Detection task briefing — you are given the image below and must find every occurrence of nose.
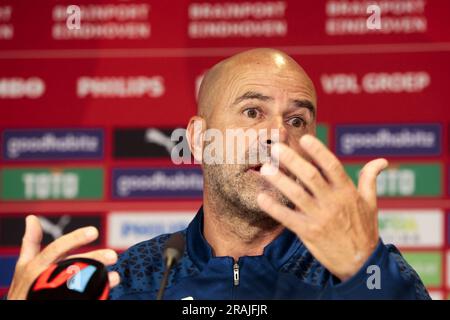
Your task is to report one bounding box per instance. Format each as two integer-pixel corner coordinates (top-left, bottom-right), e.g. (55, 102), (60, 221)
(261, 117), (288, 146)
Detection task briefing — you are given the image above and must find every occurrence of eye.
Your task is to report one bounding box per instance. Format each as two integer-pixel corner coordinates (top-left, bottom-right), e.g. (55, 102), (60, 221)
(287, 117), (306, 128)
(243, 108), (261, 119)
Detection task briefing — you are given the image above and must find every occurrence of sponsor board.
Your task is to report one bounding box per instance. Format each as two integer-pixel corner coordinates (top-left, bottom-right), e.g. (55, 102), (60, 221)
(113, 127), (185, 159)
(2, 128), (104, 161)
(0, 5), (13, 41)
(0, 214), (102, 246)
(316, 124), (329, 147)
(321, 71), (430, 95)
(428, 291), (444, 300)
(2, 1), (450, 49)
(402, 252), (442, 287)
(345, 163), (442, 197)
(378, 210), (443, 248)
(113, 125), (328, 160)
(52, 3), (152, 41)
(448, 212), (450, 245)
(188, 2), (288, 39)
(112, 167), (203, 199)
(0, 167), (104, 200)
(77, 76), (164, 99)
(447, 251), (450, 288)
(0, 77), (45, 99)
(107, 211), (196, 249)
(336, 124), (441, 157)
(324, 0), (428, 36)
(0, 256), (17, 287)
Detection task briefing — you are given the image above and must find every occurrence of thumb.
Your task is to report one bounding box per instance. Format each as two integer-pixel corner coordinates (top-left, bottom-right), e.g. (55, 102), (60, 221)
(18, 215), (43, 265)
(358, 158), (388, 209)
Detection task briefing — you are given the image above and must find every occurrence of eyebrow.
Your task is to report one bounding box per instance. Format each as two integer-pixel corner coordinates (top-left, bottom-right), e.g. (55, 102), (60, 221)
(233, 90), (316, 118)
(232, 91), (273, 105)
(291, 99), (316, 119)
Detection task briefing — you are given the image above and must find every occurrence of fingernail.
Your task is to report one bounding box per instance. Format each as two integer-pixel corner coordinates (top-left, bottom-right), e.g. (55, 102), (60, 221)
(85, 227), (98, 239)
(108, 272), (120, 285)
(105, 251), (117, 262)
(261, 163), (278, 176)
(271, 143), (280, 159)
(26, 215), (36, 226)
(25, 215), (31, 227)
(300, 135), (314, 148)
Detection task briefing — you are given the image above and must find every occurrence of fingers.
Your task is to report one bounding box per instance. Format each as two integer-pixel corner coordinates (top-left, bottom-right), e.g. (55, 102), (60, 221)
(260, 163), (318, 214)
(18, 215), (43, 265)
(66, 249), (118, 266)
(358, 158), (389, 209)
(271, 142), (330, 196)
(35, 226), (99, 267)
(257, 192), (309, 235)
(108, 271), (120, 288)
(299, 134), (351, 187)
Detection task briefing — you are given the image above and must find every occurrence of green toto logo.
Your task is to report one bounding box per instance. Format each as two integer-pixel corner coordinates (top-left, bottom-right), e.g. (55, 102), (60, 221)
(402, 252), (442, 287)
(0, 168), (104, 200)
(316, 124), (329, 147)
(344, 163), (442, 197)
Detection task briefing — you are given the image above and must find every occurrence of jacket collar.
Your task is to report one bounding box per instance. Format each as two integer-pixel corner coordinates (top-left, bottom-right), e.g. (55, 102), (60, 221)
(186, 205), (302, 270)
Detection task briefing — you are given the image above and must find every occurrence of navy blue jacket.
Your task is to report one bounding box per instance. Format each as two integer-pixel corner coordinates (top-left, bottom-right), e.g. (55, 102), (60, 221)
(108, 206), (430, 300)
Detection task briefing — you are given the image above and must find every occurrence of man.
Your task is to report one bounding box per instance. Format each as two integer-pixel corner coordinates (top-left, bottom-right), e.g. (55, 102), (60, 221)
(7, 48), (430, 300)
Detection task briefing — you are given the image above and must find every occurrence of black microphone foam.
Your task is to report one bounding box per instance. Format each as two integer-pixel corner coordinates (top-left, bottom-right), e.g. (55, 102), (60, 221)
(163, 231), (185, 265)
(157, 232), (185, 300)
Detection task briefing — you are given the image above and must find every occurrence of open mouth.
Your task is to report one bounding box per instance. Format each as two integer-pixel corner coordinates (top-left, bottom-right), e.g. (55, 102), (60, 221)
(248, 164), (263, 172)
(246, 163), (291, 176)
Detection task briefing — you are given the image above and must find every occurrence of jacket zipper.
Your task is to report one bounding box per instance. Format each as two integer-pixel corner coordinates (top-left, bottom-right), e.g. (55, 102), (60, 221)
(233, 262), (240, 286)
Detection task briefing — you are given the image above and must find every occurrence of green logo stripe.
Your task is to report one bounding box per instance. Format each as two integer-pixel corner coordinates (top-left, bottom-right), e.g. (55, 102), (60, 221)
(402, 252), (442, 287)
(317, 124), (329, 147)
(344, 163), (442, 197)
(1, 167), (104, 200)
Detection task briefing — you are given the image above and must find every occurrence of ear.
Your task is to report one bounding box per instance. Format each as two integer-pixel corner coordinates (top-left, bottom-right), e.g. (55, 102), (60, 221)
(186, 116), (206, 164)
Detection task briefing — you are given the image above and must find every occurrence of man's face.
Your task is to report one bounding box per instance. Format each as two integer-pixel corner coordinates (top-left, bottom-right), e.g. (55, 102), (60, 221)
(202, 54), (317, 224)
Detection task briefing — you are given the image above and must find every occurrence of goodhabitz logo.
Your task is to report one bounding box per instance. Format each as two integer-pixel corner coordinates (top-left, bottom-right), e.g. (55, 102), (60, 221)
(0, 256), (17, 288)
(336, 124), (441, 157)
(2, 128), (104, 161)
(112, 167), (203, 199)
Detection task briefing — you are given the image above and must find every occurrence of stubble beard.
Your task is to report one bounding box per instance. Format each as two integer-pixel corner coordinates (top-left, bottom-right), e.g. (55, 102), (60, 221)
(203, 162), (295, 232)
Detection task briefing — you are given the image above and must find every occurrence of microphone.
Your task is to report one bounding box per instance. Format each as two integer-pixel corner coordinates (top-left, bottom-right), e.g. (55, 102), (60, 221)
(156, 232), (185, 300)
(27, 258), (110, 300)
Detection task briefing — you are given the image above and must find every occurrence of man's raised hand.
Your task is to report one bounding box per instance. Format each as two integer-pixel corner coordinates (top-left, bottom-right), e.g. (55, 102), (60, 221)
(7, 215), (120, 299)
(257, 134), (388, 281)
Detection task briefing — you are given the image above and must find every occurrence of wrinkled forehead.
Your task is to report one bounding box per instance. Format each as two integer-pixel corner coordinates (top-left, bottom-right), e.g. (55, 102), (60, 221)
(198, 50), (318, 121)
(219, 60), (317, 107)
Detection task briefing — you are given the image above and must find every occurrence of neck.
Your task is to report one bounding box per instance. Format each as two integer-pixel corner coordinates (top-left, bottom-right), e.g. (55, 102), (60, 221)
(202, 189), (284, 262)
